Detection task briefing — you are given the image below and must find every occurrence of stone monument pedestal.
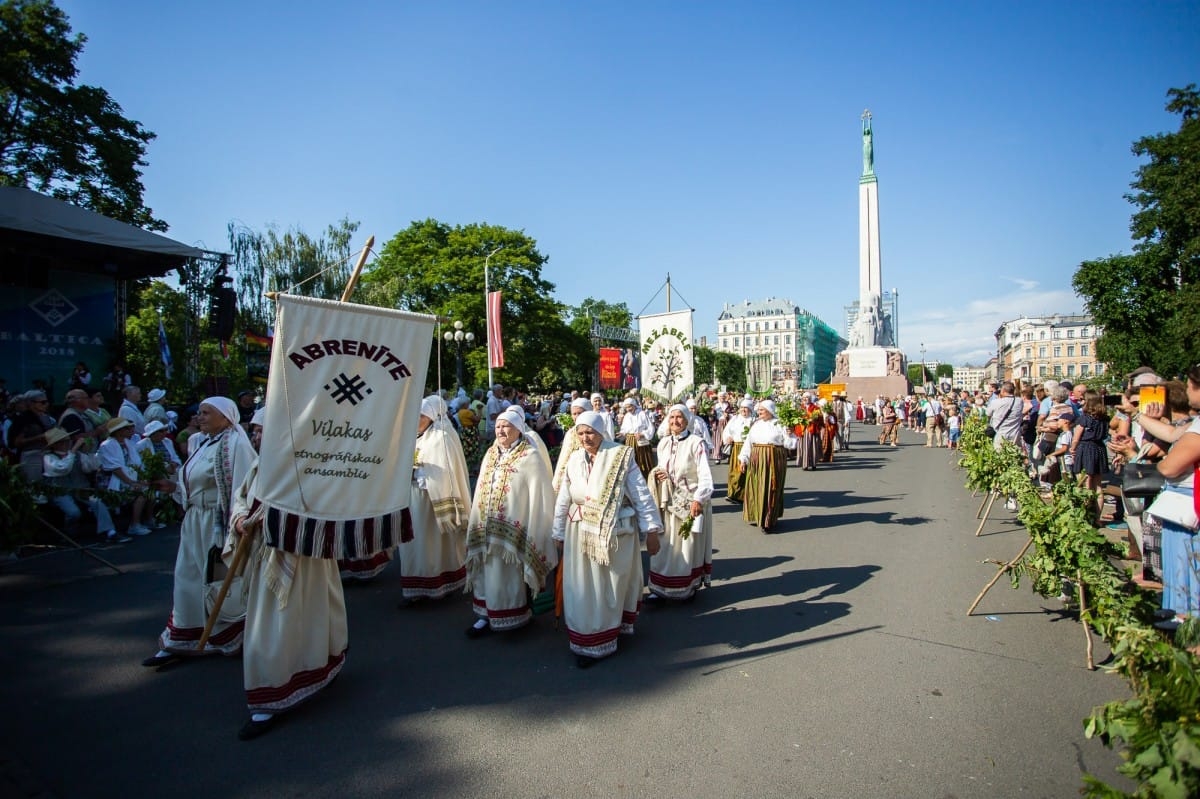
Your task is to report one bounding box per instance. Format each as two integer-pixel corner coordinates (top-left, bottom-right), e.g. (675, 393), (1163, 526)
(834, 346), (909, 400)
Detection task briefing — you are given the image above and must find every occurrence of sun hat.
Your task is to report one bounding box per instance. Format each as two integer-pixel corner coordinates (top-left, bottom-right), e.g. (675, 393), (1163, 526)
(147, 388), (166, 402)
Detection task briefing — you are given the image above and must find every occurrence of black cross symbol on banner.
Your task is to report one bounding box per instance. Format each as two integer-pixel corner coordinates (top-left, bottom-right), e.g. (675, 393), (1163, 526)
(325, 373), (372, 405)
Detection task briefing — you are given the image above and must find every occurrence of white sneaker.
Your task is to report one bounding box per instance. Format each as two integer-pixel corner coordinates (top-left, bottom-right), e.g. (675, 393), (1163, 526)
(127, 524), (152, 536)
(1004, 499), (1017, 511)
(152, 521), (167, 529)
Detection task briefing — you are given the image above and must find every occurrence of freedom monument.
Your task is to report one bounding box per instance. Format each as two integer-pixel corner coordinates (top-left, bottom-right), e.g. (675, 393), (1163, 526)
(834, 110), (908, 399)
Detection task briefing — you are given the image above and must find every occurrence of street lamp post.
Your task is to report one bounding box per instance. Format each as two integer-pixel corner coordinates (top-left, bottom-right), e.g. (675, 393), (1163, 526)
(919, 342), (927, 389)
(483, 245), (504, 390)
(443, 320), (475, 390)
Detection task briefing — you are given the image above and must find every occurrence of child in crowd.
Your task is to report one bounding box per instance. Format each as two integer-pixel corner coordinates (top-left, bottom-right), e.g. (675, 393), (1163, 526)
(1041, 411), (1075, 487)
(945, 406), (961, 449)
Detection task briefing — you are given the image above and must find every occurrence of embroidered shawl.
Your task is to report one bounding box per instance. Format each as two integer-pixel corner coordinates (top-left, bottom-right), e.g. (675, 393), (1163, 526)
(466, 437), (559, 592)
(577, 442), (636, 566)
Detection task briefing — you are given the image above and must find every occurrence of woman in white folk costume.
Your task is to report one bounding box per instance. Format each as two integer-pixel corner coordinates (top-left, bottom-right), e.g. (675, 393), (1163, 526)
(464, 407), (559, 637)
(648, 404), (713, 602)
(398, 394), (472, 606)
(229, 460), (363, 739)
(722, 398), (755, 503)
(589, 393), (616, 440)
(618, 396), (656, 479)
(553, 411), (663, 668)
(739, 399), (793, 532)
(143, 398), (256, 668)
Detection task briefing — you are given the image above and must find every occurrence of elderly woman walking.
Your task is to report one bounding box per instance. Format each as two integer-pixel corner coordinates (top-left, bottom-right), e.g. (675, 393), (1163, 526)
(552, 411), (663, 667)
(647, 404), (713, 602)
(463, 407), (559, 638)
(143, 397), (257, 667)
(722, 398), (755, 502)
(398, 394), (473, 606)
(740, 400), (792, 532)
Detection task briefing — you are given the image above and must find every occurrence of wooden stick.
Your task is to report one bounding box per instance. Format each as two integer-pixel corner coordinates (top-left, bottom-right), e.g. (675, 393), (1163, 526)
(975, 491), (999, 536)
(196, 530), (253, 653)
(340, 235), (375, 303)
(35, 516), (123, 574)
(967, 536), (1033, 616)
(976, 489), (992, 518)
(1077, 569), (1095, 670)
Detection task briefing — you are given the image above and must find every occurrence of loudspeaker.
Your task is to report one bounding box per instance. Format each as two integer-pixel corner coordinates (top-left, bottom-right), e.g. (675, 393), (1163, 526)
(209, 286), (237, 340)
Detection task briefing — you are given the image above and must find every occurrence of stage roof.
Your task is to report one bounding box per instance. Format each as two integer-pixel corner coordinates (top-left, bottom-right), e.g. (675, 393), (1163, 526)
(0, 186), (205, 281)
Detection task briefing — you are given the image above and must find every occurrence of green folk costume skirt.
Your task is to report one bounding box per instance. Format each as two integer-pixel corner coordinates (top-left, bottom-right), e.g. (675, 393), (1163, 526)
(726, 441), (746, 502)
(742, 443), (787, 531)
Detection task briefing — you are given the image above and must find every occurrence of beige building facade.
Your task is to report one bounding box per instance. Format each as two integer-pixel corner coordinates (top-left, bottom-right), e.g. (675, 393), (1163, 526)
(994, 314), (1106, 384)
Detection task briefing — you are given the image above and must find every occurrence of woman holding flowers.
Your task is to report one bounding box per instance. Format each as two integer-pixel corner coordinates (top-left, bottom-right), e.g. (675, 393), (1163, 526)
(647, 404), (713, 601)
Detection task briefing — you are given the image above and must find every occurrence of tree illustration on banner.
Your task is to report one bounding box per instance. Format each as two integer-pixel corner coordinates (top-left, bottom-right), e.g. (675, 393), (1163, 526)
(650, 344), (684, 398)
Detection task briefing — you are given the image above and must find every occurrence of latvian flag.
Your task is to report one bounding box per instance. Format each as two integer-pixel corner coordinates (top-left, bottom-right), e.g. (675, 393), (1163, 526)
(487, 290), (504, 368)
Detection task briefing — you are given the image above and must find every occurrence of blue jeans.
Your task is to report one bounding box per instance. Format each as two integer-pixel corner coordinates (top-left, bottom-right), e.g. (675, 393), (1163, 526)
(51, 494), (115, 535)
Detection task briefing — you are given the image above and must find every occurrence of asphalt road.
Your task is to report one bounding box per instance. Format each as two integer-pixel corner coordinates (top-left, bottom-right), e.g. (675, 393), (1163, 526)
(0, 424), (1133, 798)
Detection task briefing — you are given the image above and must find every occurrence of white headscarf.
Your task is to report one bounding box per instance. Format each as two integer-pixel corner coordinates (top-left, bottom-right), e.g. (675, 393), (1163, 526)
(570, 397), (591, 412)
(497, 406), (527, 433)
(755, 399), (778, 418)
(666, 403), (692, 439)
(575, 410), (612, 441)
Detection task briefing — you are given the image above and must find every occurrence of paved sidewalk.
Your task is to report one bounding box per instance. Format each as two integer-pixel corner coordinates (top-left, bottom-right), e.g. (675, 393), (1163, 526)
(0, 428), (1132, 798)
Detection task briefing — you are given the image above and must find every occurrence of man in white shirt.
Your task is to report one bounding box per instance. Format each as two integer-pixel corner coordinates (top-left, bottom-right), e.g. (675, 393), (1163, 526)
(118, 385), (147, 437)
(484, 384), (508, 443)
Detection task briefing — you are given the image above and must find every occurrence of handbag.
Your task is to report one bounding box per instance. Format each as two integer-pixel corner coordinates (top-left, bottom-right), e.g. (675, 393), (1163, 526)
(1121, 461), (1166, 498)
(1146, 488), (1200, 531)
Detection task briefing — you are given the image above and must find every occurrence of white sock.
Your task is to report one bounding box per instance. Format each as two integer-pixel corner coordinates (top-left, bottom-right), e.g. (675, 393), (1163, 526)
(472, 619), (488, 630)
(155, 650), (171, 658)
(251, 713), (274, 723)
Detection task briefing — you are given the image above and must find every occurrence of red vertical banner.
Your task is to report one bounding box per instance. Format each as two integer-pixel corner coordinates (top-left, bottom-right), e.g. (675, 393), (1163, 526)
(598, 347), (621, 389)
(487, 290), (504, 368)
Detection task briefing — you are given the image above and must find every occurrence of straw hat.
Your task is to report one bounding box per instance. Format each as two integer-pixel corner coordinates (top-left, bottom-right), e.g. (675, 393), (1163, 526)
(43, 427), (71, 447)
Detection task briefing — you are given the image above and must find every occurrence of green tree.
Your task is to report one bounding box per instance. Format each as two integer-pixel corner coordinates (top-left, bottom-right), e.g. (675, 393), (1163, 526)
(693, 346), (715, 388)
(1073, 85), (1200, 378)
(936, 363), (954, 378)
(713, 350), (745, 392)
(362, 219), (589, 393)
(567, 297), (633, 339)
(908, 363), (927, 385)
(0, 0), (164, 229)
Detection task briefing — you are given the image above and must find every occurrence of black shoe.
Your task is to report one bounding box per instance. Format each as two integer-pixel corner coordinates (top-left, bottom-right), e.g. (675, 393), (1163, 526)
(141, 652), (179, 668)
(575, 654), (598, 669)
(238, 715), (278, 741)
(465, 622), (491, 639)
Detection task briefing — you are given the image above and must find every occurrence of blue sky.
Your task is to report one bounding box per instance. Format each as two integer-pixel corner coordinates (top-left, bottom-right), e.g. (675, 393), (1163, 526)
(58, 0), (1198, 366)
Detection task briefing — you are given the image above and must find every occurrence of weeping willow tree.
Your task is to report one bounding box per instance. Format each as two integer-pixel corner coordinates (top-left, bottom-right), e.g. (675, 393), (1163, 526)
(227, 217), (361, 334)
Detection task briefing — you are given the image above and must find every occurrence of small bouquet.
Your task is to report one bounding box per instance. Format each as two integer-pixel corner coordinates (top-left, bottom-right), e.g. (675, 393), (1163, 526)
(556, 412), (574, 431)
(678, 513), (695, 540)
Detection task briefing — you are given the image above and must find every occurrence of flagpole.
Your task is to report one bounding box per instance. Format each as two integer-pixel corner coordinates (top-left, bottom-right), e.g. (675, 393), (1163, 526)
(484, 245), (503, 389)
(340, 236), (375, 303)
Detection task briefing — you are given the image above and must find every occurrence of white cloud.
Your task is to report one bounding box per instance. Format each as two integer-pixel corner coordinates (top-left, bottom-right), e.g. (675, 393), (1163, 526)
(901, 288), (1084, 366)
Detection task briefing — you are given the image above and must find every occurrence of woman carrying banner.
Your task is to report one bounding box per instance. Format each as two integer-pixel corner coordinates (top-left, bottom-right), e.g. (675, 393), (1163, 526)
(552, 411), (663, 667)
(143, 397), (256, 668)
(647, 404), (713, 602)
(398, 394), (472, 606)
(739, 399), (792, 532)
(464, 407), (559, 638)
(722, 398), (755, 502)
